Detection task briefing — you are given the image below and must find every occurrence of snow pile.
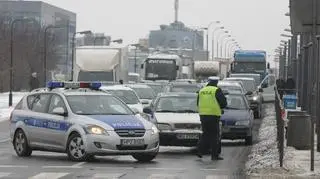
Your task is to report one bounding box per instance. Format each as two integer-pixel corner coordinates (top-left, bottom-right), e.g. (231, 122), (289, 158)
(0, 92), (26, 121)
(246, 104), (320, 177)
(245, 107), (288, 176)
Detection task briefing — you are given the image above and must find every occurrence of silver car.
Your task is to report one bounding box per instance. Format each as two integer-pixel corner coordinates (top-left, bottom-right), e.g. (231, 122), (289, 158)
(10, 82), (159, 162)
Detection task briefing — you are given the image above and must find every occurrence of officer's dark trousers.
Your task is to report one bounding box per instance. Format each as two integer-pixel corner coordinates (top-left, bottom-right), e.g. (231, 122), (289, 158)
(198, 115), (220, 158)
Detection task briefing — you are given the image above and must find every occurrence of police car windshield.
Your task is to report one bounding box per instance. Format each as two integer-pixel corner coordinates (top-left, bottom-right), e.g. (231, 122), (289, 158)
(106, 90), (140, 104)
(225, 95), (248, 110)
(66, 95), (134, 115)
(155, 96), (198, 113)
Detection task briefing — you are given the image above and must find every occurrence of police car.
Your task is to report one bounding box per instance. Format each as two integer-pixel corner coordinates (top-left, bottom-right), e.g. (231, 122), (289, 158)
(10, 82), (159, 162)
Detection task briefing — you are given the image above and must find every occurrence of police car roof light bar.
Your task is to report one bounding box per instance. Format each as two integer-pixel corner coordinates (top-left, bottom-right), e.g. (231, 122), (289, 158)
(47, 81), (64, 89)
(47, 81), (102, 90)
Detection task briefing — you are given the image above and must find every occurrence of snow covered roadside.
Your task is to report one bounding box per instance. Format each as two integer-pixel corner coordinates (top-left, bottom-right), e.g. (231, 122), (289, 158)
(245, 104), (320, 178)
(0, 92), (26, 122)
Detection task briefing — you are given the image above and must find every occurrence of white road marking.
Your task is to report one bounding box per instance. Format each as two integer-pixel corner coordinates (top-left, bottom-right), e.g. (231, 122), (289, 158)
(71, 162), (86, 167)
(0, 165), (28, 168)
(0, 138), (9, 143)
(28, 172), (69, 179)
(148, 174), (179, 179)
(42, 165), (82, 169)
(93, 167), (134, 170)
(146, 168), (186, 171)
(91, 173), (126, 178)
(206, 175), (229, 179)
(0, 172), (11, 178)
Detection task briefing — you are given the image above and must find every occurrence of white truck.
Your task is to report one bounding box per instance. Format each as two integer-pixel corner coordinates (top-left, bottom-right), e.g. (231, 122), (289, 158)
(193, 61), (220, 82)
(73, 45), (129, 83)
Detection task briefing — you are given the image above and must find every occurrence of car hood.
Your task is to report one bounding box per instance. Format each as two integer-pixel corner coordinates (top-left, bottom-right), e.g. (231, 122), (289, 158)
(154, 113), (200, 124)
(76, 115), (151, 130)
(221, 109), (250, 121)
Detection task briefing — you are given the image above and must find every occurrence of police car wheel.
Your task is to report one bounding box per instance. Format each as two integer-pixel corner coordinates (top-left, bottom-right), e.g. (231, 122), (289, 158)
(13, 129), (32, 157)
(67, 133), (88, 161)
(132, 152), (158, 162)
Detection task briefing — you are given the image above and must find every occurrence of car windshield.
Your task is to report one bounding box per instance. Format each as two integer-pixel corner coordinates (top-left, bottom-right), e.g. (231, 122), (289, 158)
(130, 86), (155, 99)
(225, 79), (256, 92)
(105, 90), (140, 105)
(171, 85), (200, 93)
(155, 96), (197, 113)
(218, 85), (243, 94)
(225, 95), (248, 110)
(66, 95), (133, 115)
(146, 84), (164, 94)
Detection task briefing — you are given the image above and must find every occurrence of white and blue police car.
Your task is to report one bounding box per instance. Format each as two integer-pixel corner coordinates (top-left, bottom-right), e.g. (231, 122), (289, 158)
(10, 81), (159, 162)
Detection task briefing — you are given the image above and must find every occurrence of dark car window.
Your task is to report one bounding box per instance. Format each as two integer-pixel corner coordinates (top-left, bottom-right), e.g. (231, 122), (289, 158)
(48, 95), (67, 114)
(29, 94), (51, 113)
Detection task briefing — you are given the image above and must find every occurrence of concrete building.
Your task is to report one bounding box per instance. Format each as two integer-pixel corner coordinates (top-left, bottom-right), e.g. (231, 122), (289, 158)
(0, 0), (76, 80)
(149, 21), (204, 50)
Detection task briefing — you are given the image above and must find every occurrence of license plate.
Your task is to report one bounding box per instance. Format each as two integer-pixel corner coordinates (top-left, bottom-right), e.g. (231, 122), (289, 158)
(121, 139), (144, 146)
(177, 134), (199, 140)
(222, 127), (230, 133)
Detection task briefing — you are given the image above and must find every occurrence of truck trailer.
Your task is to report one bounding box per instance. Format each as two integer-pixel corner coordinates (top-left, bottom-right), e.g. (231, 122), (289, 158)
(73, 45), (129, 83)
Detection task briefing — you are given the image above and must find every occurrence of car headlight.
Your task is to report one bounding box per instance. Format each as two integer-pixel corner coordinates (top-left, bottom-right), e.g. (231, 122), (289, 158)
(157, 123), (171, 131)
(151, 125), (159, 135)
(235, 120), (250, 126)
(253, 96), (258, 101)
(85, 125), (109, 135)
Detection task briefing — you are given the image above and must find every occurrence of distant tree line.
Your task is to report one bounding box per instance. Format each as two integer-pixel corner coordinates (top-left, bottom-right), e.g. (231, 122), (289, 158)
(0, 14), (59, 92)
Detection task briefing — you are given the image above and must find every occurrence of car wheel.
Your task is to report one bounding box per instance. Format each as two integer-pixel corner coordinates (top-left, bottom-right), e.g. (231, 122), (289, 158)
(67, 133), (89, 161)
(13, 129), (32, 157)
(132, 152), (158, 162)
(245, 136), (253, 146)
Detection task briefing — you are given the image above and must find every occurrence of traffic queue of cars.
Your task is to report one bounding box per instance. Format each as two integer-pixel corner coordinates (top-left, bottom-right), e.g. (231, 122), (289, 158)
(9, 74), (276, 162)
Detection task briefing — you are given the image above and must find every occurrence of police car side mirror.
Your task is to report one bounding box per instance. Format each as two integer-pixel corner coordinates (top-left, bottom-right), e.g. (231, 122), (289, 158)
(52, 107), (68, 117)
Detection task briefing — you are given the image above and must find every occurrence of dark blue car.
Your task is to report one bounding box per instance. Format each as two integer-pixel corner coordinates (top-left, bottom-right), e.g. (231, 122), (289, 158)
(221, 93), (254, 145)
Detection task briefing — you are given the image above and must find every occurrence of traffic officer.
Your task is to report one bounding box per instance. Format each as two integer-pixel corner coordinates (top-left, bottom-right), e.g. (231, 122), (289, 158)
(196, 76), (227, 160)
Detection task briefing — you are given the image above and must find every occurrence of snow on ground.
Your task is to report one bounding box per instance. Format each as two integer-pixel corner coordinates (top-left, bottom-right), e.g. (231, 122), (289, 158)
(246, 104), (320, 178)
(0, 92), (26, 122)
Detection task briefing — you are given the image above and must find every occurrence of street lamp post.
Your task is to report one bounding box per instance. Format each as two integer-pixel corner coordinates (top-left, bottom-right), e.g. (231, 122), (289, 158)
(9, 18), (36, 107)
(44, 25), (66, 84)
(71, 30), (92, 81)
(212, 27), (224, 60)
(205, 21), (220, 60)
(219, 34), (231, 58)
(216, 30), (228, 58)
(224, 39), (235, 58)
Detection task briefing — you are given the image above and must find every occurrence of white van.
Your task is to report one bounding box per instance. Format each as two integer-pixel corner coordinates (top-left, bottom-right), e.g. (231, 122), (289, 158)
(100, 85), (143, 112)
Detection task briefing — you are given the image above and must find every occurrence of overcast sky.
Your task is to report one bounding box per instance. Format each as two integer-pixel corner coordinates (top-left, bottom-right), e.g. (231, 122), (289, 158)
(41, 0), (290, 66)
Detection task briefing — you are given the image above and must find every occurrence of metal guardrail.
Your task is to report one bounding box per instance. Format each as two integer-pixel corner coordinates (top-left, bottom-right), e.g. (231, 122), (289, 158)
(274, 86), (287, 167)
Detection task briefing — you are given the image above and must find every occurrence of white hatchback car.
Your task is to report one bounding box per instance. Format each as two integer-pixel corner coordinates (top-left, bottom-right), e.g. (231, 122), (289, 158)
(100, 85), (144, 113)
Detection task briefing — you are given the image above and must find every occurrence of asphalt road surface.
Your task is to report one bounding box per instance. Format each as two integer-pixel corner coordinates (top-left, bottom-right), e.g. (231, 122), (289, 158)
(0, 105), (271, 179)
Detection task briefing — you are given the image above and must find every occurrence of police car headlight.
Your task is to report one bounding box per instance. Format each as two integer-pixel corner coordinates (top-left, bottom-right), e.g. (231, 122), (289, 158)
(235, 120), (250, 126)
(151, 125), (159, 135)
(85, 125), (109, 135)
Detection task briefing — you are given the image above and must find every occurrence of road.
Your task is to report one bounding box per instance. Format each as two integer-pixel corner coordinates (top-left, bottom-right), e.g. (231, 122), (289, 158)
(0, 105), (270, 179)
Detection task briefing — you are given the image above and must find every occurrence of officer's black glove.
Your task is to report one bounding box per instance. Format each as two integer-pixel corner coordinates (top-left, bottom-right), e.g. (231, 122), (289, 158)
(221, 109), (224, 114)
